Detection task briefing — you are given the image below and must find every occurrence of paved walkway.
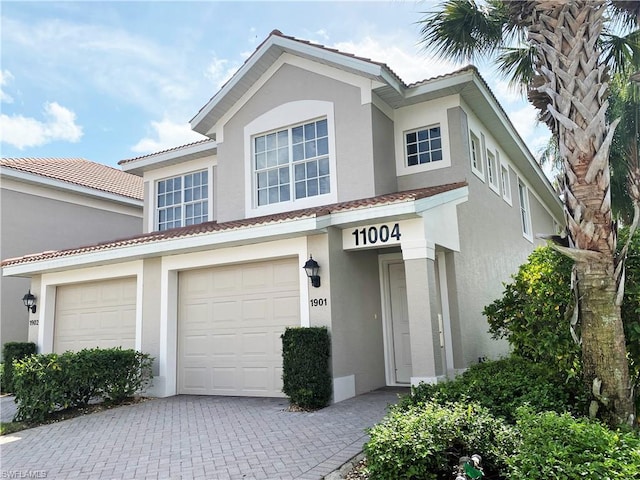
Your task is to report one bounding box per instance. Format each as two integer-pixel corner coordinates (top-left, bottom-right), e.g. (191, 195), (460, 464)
(0, 389), (404, 479)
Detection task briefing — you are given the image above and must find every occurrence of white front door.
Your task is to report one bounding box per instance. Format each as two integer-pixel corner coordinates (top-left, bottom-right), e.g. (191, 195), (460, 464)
(388, 262), (412, 383)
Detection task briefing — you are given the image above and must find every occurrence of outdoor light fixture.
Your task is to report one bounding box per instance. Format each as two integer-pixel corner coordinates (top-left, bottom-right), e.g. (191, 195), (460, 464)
(22, 290), (36, 314)
(303, 256), (321, 288)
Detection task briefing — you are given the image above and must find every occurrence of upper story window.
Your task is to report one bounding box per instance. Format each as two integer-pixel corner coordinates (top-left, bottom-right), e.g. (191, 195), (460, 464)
(501, 163), (512, 204)
(254, 118), (330, 207)
(157, 170), (208, 230)
(518, 178), (532, 241)
(487, 150), (499, 193)
(470, 131), (483, 179)
(405, 125), (442, 167)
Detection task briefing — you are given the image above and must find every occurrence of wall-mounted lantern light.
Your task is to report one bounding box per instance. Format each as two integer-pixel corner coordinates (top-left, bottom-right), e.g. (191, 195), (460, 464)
(303, 256), (321, 288)
(22, 290), (37, 314)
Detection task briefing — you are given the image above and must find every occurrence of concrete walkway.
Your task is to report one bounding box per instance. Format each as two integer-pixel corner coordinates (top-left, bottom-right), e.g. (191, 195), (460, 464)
(0, 389), (404, 479)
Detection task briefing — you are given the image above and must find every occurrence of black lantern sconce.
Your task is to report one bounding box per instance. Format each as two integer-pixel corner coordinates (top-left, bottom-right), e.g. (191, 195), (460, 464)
(303, 256), (321, 288)
(22, 290), (37, 314)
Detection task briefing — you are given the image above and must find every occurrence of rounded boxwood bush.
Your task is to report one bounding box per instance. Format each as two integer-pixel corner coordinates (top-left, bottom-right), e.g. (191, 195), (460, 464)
(365, 401), (517, 479)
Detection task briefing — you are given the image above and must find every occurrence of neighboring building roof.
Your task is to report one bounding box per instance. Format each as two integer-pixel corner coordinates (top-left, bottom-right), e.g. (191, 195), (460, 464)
(1, 182), (467, 269)
(1, 158), (143, 201)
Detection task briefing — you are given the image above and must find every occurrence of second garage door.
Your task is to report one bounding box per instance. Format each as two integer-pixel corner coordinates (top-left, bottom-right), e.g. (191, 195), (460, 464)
(178, 258), (300, 397)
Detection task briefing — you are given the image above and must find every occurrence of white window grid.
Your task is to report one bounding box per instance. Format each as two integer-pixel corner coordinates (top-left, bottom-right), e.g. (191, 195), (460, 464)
(470, 132), (483, 179)
(405, 125), (443, 167)
(254, 118), (330, 207)
(487, 150), (500, 193)
(501, 163), (512, 203)
(518, 179), (532, 240)
(157, 170), (208, 231)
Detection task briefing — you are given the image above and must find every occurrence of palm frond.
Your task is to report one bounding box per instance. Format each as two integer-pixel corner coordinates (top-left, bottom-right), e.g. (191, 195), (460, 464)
(600, 29), (640, 78)
(496, 45), (536, 93)
(418, 0), (508, 63)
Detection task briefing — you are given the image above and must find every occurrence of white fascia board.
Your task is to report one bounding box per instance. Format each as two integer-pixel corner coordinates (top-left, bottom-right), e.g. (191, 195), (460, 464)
(405, 71), (474, 101)
(328, 187), (469, 228)
(2, 216), (326, 277)
(191, 34), (390, 131)
(0, 167), (143, 208)
(469, 76), (561, 214)
(120, 141), (216, 174)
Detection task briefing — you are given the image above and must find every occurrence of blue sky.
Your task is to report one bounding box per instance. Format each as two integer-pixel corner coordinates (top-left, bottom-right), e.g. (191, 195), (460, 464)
(0, 0), (550, 168)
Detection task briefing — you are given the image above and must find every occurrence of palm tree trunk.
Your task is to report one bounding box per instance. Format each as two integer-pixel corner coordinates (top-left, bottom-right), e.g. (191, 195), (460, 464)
(527, 0), (635, 426)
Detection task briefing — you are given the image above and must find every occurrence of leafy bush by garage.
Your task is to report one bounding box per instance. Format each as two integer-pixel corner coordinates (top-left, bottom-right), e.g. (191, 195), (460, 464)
(281, 327), (331, 409)
(397, 357), (586, 423)
(365, 401), (517, 480)
(12, 347), (153, 422)
(507, 408), (640, 479)
(1, 342), (36, 394)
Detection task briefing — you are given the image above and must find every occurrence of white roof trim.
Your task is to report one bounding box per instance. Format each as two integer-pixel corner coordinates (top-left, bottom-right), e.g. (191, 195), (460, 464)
(2, 186), (468, 277)
(1, 166), (143, 207)
(120, 140), (216, 173)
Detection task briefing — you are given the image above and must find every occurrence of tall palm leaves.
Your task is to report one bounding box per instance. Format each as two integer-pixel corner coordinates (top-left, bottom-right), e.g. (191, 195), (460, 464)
(419, 0), (639, 426)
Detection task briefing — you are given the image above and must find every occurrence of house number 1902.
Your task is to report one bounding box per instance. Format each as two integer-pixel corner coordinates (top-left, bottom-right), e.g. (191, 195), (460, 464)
(310, 298), (328, 307)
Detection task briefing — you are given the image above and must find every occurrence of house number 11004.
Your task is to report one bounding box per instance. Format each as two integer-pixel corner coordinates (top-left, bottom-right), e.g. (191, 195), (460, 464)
(351, 223), (401, 247)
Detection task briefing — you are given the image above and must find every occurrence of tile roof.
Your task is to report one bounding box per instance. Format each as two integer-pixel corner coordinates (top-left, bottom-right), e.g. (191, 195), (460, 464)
(1, 182), (467, 268)
(1, 158), (143, 200)
(118, 138), (214, 166)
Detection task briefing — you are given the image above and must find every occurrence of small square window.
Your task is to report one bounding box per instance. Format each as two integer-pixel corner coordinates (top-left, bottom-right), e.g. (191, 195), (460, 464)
(405, 125), (443, 167)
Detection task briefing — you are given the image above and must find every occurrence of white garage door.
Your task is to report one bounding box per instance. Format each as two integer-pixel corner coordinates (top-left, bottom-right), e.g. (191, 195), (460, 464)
(178, 258), (300, 397)
(54, 277), (137, 352)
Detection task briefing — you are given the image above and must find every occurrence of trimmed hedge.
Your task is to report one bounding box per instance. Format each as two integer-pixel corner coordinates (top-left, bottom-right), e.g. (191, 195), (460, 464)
(281, 326), (331, 409)
(507, 409), (640, 479)
(1, 342), (36, 393)
(12, 347), (153, 422)
(397, 357), (587, 423)
(365, 402), (517, 479)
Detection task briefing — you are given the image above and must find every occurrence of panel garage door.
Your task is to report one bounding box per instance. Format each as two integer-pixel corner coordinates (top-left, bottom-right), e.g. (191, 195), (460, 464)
(54, 277), (137, 352)
(178, 258), (300, 397)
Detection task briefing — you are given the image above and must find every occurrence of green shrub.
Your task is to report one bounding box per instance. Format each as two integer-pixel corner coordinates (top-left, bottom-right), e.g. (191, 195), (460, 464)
(12, 348), (153, 422)
(281, 327), (331, 409)
(1, 342), (36, 393)
(507, 408), (640, 479)
(365, 402), (517, 480)
(483, 247), (579, 377)
(397, 357), (586, 423)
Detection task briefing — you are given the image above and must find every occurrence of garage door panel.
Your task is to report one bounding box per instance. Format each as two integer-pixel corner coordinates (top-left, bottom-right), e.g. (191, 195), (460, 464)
(54, 277), (136, 352)
(178, 258), (299, 397)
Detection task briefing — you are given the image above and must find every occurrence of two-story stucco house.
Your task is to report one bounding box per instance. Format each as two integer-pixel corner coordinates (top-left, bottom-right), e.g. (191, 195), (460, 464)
(1, 31), (561, 402)
(0, 158), (143, 359)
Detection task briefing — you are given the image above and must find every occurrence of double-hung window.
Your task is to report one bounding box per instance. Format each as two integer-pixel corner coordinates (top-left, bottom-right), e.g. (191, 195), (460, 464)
(470, 132), (483, 178)
(501, 164), (512, 203)
(518, 179), (532, 240)
(254, 118), (330, 207)
(405, 125), (442, 166)
(487, 150), (499, 193)
(157, 170), (208, 230)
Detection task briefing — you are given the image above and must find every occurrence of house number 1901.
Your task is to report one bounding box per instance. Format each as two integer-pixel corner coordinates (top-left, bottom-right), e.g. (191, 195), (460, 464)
(310, 298), (328, 307)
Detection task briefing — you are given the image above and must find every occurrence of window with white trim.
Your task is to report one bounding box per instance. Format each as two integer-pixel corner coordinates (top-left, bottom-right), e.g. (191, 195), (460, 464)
(501, 163), (512, 203)
(518, 179), (532, 240)
(470, 132), (483, 178)
(157, 170), (208, 231)
(487, 150), (499, 192)
(254, 118), (330, 206)
(405, 125), (443, 166)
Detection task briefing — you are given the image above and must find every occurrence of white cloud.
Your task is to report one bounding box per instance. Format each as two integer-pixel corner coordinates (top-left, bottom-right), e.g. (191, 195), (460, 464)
(205, 55), (240, 90)
(0, 101), (82, 149)
(492, 79), (525, 105)
(0, 70), (15, 103)
(332, 36), (460, 84)
(131, 119), (206, 154)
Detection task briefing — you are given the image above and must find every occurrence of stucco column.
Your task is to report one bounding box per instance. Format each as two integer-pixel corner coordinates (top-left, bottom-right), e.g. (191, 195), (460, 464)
(402, 240), (439, 385)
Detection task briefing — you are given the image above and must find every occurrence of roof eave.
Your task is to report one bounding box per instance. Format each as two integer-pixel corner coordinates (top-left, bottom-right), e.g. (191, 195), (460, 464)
(1, 166), (144, 207)
(120, 140), (217, 176)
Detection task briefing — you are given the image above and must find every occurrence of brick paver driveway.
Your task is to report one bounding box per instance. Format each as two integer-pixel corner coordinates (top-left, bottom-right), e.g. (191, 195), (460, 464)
(0, 389), (404, 479)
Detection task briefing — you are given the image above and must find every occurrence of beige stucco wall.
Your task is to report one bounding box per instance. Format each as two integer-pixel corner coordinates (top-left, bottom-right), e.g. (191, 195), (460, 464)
(1, 187), (142, 354)
(215, 63), (378, 223)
